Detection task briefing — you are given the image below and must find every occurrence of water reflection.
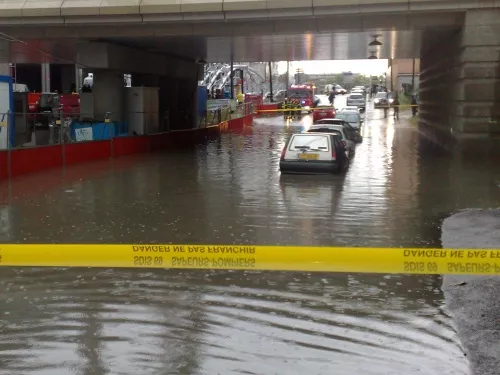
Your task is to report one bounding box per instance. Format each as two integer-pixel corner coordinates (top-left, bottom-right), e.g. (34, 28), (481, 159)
(0, 268), (466, 375)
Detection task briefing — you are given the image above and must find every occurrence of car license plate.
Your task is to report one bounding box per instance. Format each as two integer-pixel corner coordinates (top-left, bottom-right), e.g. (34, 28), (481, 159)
(298, 153), (319, 160)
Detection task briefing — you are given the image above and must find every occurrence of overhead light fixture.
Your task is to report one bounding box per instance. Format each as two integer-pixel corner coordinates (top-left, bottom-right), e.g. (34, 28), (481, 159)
(369, 35), (382, 47)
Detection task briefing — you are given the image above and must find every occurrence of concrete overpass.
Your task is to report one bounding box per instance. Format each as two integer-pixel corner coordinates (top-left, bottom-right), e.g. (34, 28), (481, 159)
(0, 0), (499, 137)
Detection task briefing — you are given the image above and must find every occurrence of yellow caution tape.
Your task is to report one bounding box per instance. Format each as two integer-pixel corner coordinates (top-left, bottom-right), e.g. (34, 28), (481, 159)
(0, 245), (499, 275)
(257, 105), (418, 113)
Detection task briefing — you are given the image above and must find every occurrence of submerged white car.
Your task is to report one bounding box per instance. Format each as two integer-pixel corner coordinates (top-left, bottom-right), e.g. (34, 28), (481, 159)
(280, 133), (349, 174)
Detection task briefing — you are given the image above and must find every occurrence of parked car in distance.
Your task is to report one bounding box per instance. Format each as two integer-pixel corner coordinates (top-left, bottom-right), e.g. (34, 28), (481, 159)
(346, 93), (366, 112)
(335, 111), (363, 130)
(313, 119), (362, 143)
(352, 86), (367, 95)
(373, 92), (390, 108)
(280, 133), (349, 174)
(340, 106), (359, 113)
(306, 123), (356, 157)
(335, 85), (347, 95)
(312, 95), (336, 122)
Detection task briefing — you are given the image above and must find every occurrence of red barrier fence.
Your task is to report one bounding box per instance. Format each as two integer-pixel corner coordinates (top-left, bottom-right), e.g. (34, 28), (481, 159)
(0, 151), (8, 180)
(65, 140), (111, 166)
(10, 145), (63, 178)
(0, 114), (253, 180)
(113, 136), (150, 157)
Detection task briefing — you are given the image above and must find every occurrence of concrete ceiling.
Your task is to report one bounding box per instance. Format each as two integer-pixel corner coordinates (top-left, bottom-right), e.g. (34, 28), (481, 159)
(2, 11), (461, 64)
(91, 30), (422, 62)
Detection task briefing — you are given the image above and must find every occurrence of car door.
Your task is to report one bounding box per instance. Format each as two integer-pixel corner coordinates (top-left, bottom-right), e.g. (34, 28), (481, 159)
(330, 134), (348, 169)
(338, 127), (355, 156)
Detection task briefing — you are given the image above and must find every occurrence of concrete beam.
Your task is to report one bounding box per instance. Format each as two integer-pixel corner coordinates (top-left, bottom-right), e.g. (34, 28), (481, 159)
(0, 0), (488, 24)
(76, 41), (198, 79)
(420, 7), (500, 138)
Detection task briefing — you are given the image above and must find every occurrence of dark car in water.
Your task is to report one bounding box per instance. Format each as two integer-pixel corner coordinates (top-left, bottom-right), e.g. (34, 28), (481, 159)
(373, 92), (392, 108)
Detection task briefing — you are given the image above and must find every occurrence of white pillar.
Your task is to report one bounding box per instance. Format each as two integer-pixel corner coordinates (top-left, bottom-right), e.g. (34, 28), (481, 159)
(75, 66), (83, 92)
(41, 63), (51, 92)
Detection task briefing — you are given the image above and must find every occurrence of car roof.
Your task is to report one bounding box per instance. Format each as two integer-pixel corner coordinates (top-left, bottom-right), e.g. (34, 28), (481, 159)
(314, 118), (345, 123)
(338, 110), (359, 115)
(310, 123), (344, 130)
(293, 132), (331, 136)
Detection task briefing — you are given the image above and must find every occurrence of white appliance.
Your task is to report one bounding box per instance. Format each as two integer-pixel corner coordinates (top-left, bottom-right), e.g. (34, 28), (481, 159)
(125, 87), (159, 135)
(0, 76), (12, 149)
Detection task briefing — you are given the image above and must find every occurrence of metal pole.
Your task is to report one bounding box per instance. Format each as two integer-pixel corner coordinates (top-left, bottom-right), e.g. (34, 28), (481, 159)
(240, 69), (244, 94)
(390, 58), (394, 92)
(268, 62), (274, 102)
(411, 58), (416, 94)
(286, 61), (289, 90)
(230, 60), (234, 99)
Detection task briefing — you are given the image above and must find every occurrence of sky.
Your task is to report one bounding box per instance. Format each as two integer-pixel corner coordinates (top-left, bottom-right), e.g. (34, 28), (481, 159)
(277, 59), (389, 76)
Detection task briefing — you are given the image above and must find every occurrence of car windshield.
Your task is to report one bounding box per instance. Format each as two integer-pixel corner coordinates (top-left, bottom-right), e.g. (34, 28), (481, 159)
(308, 128), (343, 138)
(289, 135), (329, 150)
(336, 113), (359, 123)
(349, 94), (363, 99)
(289, 90), (311, 99)
(376, 92), (387, 98)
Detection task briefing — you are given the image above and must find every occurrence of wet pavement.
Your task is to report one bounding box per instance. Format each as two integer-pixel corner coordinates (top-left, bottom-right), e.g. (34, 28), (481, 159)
(1, 96), (500, 374)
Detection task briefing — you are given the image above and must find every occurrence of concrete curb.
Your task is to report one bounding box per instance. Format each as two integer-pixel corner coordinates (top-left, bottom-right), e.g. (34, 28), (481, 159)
(441, 209), (500, 375)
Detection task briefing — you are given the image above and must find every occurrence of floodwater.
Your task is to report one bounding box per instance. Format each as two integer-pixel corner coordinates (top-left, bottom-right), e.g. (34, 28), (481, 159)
(1, 96), (500, 375)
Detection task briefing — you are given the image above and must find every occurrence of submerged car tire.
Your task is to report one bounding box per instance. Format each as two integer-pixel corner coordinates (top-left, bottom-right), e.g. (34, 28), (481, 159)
(342, 158), (350, 173)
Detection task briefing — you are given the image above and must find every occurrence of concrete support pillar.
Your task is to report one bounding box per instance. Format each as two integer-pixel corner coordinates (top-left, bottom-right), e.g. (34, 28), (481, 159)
(92, 69), (124, 122)
(41, 63), (51, 92)
(60, 64), (77, 93)
(453, 9), (500, 135)
(420, 8), (500, 138)
(0, 40), (10, 76)
(75, 67), (83, 92)
(419, 29), (462, 138)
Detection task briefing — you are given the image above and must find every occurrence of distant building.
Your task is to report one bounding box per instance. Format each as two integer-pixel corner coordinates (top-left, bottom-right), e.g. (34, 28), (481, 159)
(387, 59), (420, 93)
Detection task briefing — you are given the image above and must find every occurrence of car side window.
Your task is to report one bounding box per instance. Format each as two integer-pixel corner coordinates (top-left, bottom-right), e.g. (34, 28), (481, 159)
(343, 129), (355, 141)
(330, 135), (339, 148)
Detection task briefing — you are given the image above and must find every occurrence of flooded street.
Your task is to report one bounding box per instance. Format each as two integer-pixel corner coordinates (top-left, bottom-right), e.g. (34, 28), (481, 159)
(1, 97), (500, 374)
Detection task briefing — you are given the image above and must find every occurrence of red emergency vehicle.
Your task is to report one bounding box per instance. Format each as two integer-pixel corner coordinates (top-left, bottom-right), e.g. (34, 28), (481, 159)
(288, 84), (315, 111)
